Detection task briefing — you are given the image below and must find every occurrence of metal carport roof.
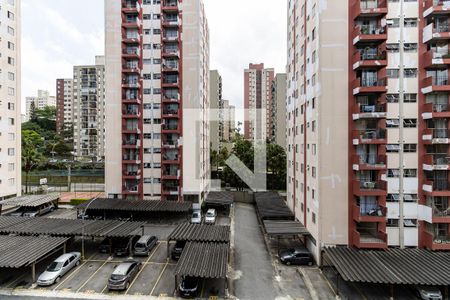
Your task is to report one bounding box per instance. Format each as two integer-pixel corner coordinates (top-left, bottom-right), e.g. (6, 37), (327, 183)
(168, 223), (230, 243)
(254, 192), (295, 220)
(324, 247), (450, 286)
(263, 220), (310, 236)
(76, 198), (192, 212)
(0, 235), (69, 268)
(0, 194), (59, 208)
(174, 242), (229, 279)
(205, 192), (234, 205)
(0, 216), (144, 238)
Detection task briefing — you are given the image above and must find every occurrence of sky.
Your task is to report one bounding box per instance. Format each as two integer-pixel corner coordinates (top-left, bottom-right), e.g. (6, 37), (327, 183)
(22, 0), (287, 122)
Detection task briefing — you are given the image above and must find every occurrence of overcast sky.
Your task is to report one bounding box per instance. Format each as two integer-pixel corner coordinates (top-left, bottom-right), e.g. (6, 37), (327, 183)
(22, 0), (287, 122)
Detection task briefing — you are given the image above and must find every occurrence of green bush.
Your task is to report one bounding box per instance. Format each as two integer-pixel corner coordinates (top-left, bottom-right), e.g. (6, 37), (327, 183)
(70, 198), (90, 206)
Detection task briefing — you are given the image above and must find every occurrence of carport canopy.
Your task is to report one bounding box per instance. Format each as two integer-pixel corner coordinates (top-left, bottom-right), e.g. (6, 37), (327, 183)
(168, 223), (230, 243)
(204, 192), (234, 206)
(324, 247), (450, 286)
(0, 235), (69, 269)
(263, 220), (310, 237)
(76, 198), (192, 213)
(174, 242), (229, 279)
(254, 192), (295, 221)
(0, 193), (59, 209)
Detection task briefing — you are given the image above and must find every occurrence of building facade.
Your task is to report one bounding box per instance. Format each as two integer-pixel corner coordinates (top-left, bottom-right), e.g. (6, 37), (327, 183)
(286, 0), (450, 262)
(56, 79), (73, 134)
(0, 0), (21, 199)
(244, 63), (274, 141)
(105, 0), (210, 201)
(210, 70), (222, 152)
(220, 100), (235, 142)
(73, 56), (105, 160)
(25, 90), (56, 122)
(271, 73), (287, 149)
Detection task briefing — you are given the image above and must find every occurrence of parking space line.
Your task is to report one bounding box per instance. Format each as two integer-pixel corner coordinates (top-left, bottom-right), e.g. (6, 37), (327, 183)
(5, 273), (27, 289)
(149, 260), (168, 296)
(125, 243), (161, 295)
(101, 284), (109, 294)
(76, 260), (109, 293)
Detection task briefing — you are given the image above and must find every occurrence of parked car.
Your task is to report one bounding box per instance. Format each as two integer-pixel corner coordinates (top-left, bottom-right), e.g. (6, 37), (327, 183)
(191, 210), (202, 224)
(107, 260), (141, 291)
(10, 208), (25, 217)
(171, 240), (186, 260)
(37, 252), (81, 286)
(134, 235), (158, 256)
(99, 238), (112, 254)
(114, 236), (141, 257)
(23, 203), (55, 217)
(279, 247), (313, 266)
(204, 209), (216, 224)
(179, 276), (200, 298)
(415, 286), (442, 300)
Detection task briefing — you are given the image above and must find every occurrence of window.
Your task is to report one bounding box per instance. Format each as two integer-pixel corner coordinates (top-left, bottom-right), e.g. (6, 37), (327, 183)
(311, 167), (316, 178)
(387, 169), (416, 178)
(404, 43), (417, 52)
(7, 26), (14, 36)
(143, 14), (151, 20)
(8, 57), (14, 65)
(7, 148), (14, 156)
(153, 29), (161, 34)
(387, 69), (399, 78)
(387, 18), (400, 28)
(153, 14), (160, 20)
(386, 93), (416, 103)
(312, 212), (316, 224)
(404, 119), (417, 128)
(404, 144), (417, 153)
(7, 11), (14, 20)
(386, 144), (401, 152)
(404, 69), (417, 78)
(8, 163), (14, 171)
(311, 28), (316, 40)
(8, 72), (14, 80)
(8, 102), (14, 110)
(386, 43), (399, 52)
(404, 18), (417, 27)
(8, 42), (14, 50)
(387, 219), (399, 227)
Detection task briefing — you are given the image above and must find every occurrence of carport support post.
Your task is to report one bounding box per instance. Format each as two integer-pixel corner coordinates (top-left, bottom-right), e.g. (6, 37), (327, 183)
(445, 285), (448, 300)
(389, 284), (394, 300)
(31, 262), (36, 283)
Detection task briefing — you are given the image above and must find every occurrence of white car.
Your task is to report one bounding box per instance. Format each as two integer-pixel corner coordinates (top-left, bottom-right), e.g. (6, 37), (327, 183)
(204, 209), (216, 224)
(191, 210), (202, 224)
(415, 286), (442, 300)
(37, 252), (81, 286)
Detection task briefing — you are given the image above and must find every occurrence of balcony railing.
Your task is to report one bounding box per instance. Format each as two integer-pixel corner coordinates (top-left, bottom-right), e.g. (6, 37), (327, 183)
(355, 129), (387, 140)
(357, 49), (386, 61)
(162, 124), (179, 130)
(123, 1), (138, 9)
(163, 109), (179, 115)
(357, 104), (386, 113)
(433, 206), (450, 217)
(358, 180), (386, 190)
(434, 24), (450, 33)
(360, 77), (386, 87)
(123, 155), (139, 161)
(431, 128), (450, 138)
(359, 25), (386, 35)
(354, 154), (387, 166)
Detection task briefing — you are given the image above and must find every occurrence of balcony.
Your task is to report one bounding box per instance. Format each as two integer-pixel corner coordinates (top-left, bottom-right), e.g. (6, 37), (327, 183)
(162, 169), (180, 180)
(162, 186), (179, 196)
(122, 139), (141, 149)
(353, 204), (387, 222)
(352, 50), (387, 70)
(123, 183), (139, 194)
(423, 23), (450, 43)
(162, 94), (180, 103)
(422, 128), (450, 144)
(162, 79), (179, 88)
(122, 33), (140, 44)
(432, 205), (450, 223)
(352, 103), (386, 120)
(352, 129), (387, 145)
(162, 124), (180, 133)
(423, 153), (450, 171)
(162, 0), (179, 12)
(423, 179), (450, 196)
(122, 1), (140, 13)
(352, 25), (387, 45)
(352, 77), (387, 95)
(122, 126), (141, 134)
(162, 155), (180, 164)
(122, 48), (140, 59)
(162, 48), (180, 58)
(421, 76), (450, 94)
(162, 17), (179, 27)
(123, 169), (141, 180)
(123, 108), (141, 119)
(122, 64), (141, 74)
(162, 109), (180, 118)
(122, 16), (141, 29)
(122, 154), (141, 164)
(423, 231), (450, 250)
(162, 62), (179, 73)
(423, 50), (450, 69)
(352, 229), (387, 249)
(162, 139), (179, 148)
(122, 78), (140, 88)
(353, 180), (387, 196)
(162, 34), (179, 42)
(352, 0), (387, 19)
(422, 102), (450, 120)
(352, 154), (387, 170)
(424, 0), (450, 18)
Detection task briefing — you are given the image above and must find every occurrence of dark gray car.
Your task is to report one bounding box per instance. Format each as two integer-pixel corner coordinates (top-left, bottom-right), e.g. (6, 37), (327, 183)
(107, 260), (141, 291)
(279, 247), (313, 266)
(134, 235), (158, 256)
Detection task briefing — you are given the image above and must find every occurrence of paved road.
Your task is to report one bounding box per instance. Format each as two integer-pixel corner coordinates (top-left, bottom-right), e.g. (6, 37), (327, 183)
(233, 203), (277, 300)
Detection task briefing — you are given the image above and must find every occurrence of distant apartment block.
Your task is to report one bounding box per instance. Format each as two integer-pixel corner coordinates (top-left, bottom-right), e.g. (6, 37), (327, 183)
(56, 79), (73, 134)
(286, 0), (450, 262)
(25, 90), (56, 122)
(73, 56), (105, 160)
(210, 70), (222, 152)
(271, 73), (287, 149)
(244, 63), (274, 141)
(0, 0), (21, 199)
(220, 100), (235, 143)
(105, 0), (210, 201)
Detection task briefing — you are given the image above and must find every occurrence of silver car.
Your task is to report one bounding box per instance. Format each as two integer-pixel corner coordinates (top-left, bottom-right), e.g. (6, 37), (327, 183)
(415, 286), (443, 300)
(37, 252), (81, 286)
(191, 210), (202, 224)
(204, 209), (216, 224)
(108, 260), (141, 290)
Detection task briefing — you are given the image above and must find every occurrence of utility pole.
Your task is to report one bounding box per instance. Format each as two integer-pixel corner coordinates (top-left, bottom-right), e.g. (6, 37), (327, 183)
(398, 0), (405, 249)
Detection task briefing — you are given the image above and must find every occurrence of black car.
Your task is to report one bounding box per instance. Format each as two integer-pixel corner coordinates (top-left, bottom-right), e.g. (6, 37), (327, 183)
(179, 276), (200, 298)
(279, 247), (314, 266)
(114, 236), (141, 257)
(99, 238), (112, 254)
(171, 240), (186, 260)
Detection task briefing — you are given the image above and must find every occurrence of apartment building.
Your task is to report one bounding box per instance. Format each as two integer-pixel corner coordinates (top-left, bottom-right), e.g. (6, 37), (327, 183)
(271, 73), (287, 149)
(220, 100), (235, 142)
(244, 63), (274, 141)
(56, 79), (73, 134)
(0, 0), (21, 199)
(105, 0), (210, 202)
(73, 56), (105, 160)
(210, 70), (222, 152)
(25, 90), (56, 122)
(286, 0), (450, 262)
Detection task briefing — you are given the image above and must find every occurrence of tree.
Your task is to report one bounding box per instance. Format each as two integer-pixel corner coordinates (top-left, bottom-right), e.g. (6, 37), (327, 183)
(29, 101), (37, 122)
(267, 143), (287, 190)
(22, 130), (45, 193)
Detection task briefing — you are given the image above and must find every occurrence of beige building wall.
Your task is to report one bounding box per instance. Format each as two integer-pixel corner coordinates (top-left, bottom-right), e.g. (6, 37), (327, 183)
(73, 56), (106, 160)
(286, 0), (349, 262)
(25, 90), (56, 122)
(0, 0), (21, 198)
(210, 70), (221, 152)
(272, 73), (287, 149)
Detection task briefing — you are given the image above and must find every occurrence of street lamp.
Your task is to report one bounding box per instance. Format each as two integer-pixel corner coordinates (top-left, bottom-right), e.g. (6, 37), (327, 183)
(81, 196), (99, 260)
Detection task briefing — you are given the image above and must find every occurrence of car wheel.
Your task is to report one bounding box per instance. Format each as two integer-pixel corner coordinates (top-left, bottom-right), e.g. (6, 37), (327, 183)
(286, 261), (291, 266)
(125, 282), (130, 290)
(75, 260), (80, 266)
(55, 276), (61, 284)
(308, 261), (313, 266)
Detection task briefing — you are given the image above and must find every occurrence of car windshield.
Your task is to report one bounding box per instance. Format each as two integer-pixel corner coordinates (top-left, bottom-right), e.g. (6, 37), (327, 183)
(47, 261), (63, 272)
(182, 277), (197, 289)
(192, 212), (199, 218)
(206, 212), (214, 217)
(135, 242), (146, 248)
(110, 274), (126, 281)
